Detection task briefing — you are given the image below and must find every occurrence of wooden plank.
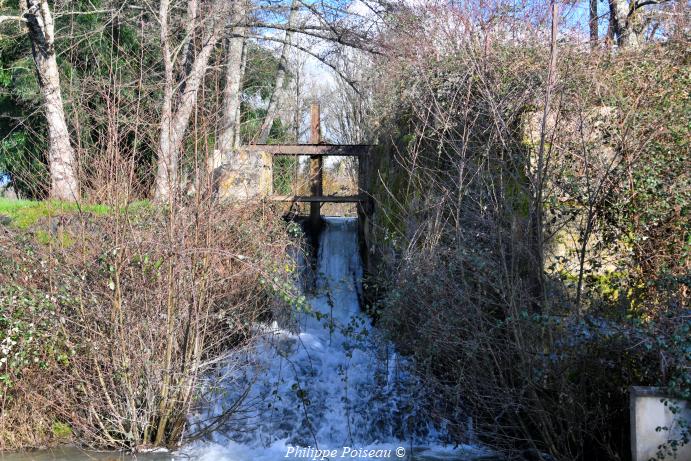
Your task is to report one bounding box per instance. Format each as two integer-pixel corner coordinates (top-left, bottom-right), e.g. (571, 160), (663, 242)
(243, 144), (371, 156)
(309, 102), (323, 227)
(310, 102), (321, 145)
(269, 195), (367, 203)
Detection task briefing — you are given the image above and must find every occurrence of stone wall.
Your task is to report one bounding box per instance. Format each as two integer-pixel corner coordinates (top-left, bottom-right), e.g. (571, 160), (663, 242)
(522, 107), (626, 279)
(215, 149), (273, 201)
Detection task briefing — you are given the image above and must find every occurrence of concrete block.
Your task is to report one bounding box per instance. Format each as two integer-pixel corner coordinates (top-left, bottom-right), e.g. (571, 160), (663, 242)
(215, 149), (273, 201)
(631, 386), (691, 461)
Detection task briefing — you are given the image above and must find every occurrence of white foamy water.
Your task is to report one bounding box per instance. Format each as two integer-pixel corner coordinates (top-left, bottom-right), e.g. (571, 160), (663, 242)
(183, 218), (487, 461)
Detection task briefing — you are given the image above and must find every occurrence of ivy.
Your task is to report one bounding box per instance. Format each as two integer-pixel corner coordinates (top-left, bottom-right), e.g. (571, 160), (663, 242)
(0, 284), (73, 399)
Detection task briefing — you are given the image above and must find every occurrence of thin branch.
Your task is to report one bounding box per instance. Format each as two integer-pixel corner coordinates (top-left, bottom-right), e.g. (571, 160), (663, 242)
(632, 0), (673, 12)
(0, 14), (27, 25)
(248, 33), (361, 94)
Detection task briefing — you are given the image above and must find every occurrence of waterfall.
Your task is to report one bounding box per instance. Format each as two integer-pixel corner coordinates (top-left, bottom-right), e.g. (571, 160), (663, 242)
(186, 218), (486, 461)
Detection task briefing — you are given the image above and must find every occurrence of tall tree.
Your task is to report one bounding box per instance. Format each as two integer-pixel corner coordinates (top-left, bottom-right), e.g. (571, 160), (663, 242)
(212, 0), (249, 169)
(256, 0), (299, 144)
(531, 0), (559, 311)
(22, 0), (79, 201)
(155, 0), (230, 201)
(607, 0), (673, 47)
(609, 0), (641, 47)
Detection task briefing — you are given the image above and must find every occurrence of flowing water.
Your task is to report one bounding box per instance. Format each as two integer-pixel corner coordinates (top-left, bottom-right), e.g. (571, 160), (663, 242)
(3, 218), (491, 461)
(184, 218), (488, 460)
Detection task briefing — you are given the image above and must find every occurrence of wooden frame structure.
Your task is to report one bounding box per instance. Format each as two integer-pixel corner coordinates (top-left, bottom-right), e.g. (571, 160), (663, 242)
(245, 102), (371, 227)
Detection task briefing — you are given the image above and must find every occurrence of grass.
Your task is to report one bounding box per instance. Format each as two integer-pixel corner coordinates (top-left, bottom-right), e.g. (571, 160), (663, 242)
(0, 198), (110, 229)
(51, 421), (73, 440)
(0, 198), (155, 247)
(0, 198), (157, 250)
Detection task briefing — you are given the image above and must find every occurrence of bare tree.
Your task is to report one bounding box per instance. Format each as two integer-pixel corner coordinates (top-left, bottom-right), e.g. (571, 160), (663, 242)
(323, 49), (373, 144)
(155, 0), (230, 201)
(213, 0), (249, 169)
(256, 0), (299, 144)
(21, 0), (79, 201)
(155, 0), (379, 191)
(608, 0), (674, 47)
(531, 0), (559, 311)
(590, 0), (598, 47)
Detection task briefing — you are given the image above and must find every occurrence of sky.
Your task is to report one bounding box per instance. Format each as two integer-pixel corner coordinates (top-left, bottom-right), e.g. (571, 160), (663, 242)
(255, 0), (605, 145)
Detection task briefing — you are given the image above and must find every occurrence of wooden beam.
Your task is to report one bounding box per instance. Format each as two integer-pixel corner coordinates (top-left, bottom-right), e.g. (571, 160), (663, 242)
(310, 102), (321, 145)
(270, 195), (367, 203)
(309, 102), (323, 227)
(243, 144), (371, 156)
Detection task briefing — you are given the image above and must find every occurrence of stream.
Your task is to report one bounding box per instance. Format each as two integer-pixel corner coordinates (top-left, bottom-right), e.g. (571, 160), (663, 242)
(3, 218), (492, 461)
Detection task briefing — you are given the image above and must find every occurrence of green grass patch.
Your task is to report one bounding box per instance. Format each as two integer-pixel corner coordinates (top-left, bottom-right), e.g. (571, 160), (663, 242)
(35, 229), (52, 245)
(51, 421), (73, 439)
(0, 198), (110, 229)
(34, 229), (75, 248)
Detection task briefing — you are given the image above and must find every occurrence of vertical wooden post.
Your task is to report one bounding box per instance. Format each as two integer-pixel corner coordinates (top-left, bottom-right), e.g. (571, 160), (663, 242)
(309, 101), (322, 227)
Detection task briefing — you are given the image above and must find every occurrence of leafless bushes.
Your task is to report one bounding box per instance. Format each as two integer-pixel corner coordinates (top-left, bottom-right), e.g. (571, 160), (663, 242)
(0, 202), (298, 450)
(365, 4), (688, 459)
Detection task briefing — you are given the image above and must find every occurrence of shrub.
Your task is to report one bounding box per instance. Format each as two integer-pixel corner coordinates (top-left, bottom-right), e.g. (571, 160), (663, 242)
(364, 14), (689, 459)
(0, 201), (298, 450)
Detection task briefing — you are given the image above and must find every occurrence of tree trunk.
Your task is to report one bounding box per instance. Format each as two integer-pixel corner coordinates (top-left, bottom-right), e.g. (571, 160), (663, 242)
(257, 0), (299, 144)
(235, 39), (247, 149)
(155, 0), (175, 202)
(531, 0), (559, 312)
(212, 0), (249, 169)
(589, 0), (598, 47)
(609, 0), (641, 48)
(23, 0), (79, 201)
(155, 0), (226, 201)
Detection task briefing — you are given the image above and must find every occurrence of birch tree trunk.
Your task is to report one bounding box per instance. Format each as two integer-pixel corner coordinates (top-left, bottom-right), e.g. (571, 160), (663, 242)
(609, 0), (642, 48)
(155, 0), (227, 201)
(156, 0), (176, 202)
(212, 0), (249, 169)
(257, 0), (299, 144)
(23, 0), (79, 201)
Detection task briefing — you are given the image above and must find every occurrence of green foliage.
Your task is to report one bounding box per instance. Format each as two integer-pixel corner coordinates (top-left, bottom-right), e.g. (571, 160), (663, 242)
(599, 47), (689, 286)
(0, 1), (294, 199)
(0, 1), (48, 197)
(239, 105), (292, 145)
(273, 155), (299, 195)
(0, 198), (109, 229)
(644, 314), (691, 460)
(50, 421), (73, 440)
(260, 260), (309, 313)
(0, 132), (48, 198)
(368, 37), (689, 460)
(0, 284), (73, 399)
(219, 42), (293, 147)
(0, 0), (164, 197)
